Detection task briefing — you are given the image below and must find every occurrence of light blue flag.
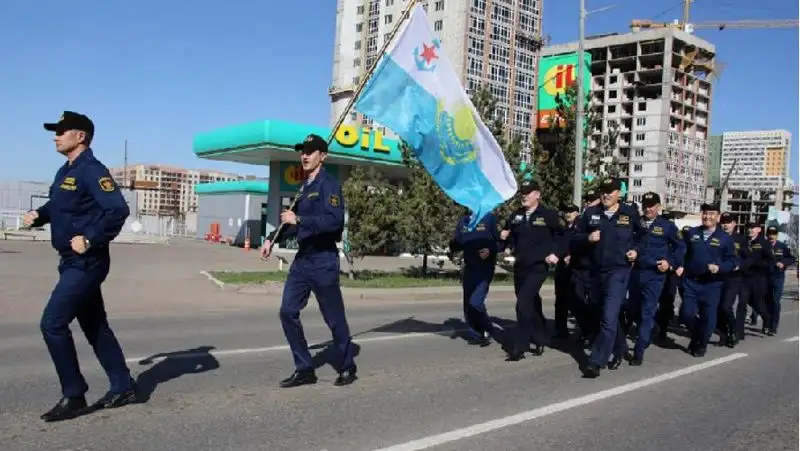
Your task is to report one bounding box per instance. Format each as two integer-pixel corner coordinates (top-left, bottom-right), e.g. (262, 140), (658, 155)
(353, 5), (518, 229)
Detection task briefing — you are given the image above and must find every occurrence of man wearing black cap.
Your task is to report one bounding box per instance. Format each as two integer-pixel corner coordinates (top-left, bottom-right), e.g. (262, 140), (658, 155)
(22, 111), (137, 422)
(678, 203), (737, 357)
(573, 178), (645, 377)
(627, 192), (684, 366)
(449, 207), (502, 346)
(260, 133), (358, 387)
(717, 213), (748, 347)
(582, 189), (600, 210)
(500, 179), (560, 360)
(765, 225), (795, 335)
(733, 223), (774, 340)
(553, 204), (581, 339)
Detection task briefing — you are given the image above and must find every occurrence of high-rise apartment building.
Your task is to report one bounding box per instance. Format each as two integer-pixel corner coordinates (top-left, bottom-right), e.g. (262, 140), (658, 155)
(542, 28), (715, 213)
(109, 164), (250, 215)
(720, 130), (792, 191)
(329, 0), (543, 145)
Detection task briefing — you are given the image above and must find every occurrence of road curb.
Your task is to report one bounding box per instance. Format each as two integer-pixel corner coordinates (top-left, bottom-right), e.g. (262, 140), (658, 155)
(199, 270), (226, 290)
(198, 271), (558, 299)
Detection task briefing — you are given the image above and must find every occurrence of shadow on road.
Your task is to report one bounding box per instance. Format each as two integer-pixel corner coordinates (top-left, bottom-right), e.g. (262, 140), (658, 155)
(134, 346), (220, 402)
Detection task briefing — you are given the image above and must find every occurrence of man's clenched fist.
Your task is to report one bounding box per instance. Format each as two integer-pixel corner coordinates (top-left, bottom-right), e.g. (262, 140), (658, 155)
(22, 210), (39, 227)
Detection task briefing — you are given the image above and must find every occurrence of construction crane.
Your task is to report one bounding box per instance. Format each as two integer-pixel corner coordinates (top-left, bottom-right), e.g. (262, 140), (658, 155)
(632, 19), (799, 33)
(631, 0), (799, 33)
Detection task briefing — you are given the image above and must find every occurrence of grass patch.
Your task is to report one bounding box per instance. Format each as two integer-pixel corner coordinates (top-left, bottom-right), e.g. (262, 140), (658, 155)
(208, 267), (550, 289)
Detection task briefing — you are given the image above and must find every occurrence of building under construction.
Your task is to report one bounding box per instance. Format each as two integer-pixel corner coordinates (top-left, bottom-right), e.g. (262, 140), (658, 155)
(542, 26), (716, 214)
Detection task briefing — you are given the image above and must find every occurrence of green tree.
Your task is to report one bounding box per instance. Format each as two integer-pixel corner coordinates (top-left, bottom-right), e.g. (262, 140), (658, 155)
(546, 83), (621, 203)
(341, 165), (402, 278)
(396, 143), (462, 276)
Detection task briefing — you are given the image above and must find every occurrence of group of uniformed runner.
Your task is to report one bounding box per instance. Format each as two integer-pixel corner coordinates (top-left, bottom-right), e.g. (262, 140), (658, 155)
(24, 110), (796, 423)
(450, 178), (796, 378)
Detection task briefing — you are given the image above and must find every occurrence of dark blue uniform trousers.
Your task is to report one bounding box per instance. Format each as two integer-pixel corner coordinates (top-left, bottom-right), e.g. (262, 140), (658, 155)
(570, 269), (594, 338)
(462, 264), (495, 335)
(628, 269), (666, 359)
(553, 265), (573, 333)
(768, 274), (785, 331)
(511, 263), (549, 353)
(40, 255), (132, 398)
(588, 268), (630, 367)
(679, 278), (722, 351)
(655, 272), (678, 334)
(735, 275), (770, 340)
(279, 252), (355, 373)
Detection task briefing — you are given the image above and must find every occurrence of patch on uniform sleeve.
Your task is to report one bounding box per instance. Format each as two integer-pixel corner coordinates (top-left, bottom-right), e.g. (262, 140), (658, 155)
(329, 194), (340, 207)
(98, 177), (116, 192)
(558, 217), (567, 228)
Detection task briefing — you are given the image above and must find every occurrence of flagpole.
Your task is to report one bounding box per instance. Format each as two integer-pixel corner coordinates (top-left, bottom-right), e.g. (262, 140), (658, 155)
(326, 0), (420, 144)
(265, 0), (419, 257)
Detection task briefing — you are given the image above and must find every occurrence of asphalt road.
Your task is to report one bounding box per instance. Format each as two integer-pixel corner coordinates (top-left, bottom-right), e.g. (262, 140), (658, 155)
(0, 241), (797, 451)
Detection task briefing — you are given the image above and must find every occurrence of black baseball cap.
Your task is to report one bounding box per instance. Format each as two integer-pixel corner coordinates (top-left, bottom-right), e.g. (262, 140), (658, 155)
(598, 178), (622, 194)
(294, 134), (329, 153)
(641, 192), (661, 208)
(519, 179), (541, 195)
(560, 203), (580, 213)
(719, 212), (735, 224)
(43, 111), (94, 136)
(583, 189), (598, 203)
(767, 226), (778, 235)
(700, 202), (720, 212)
(746, 222), (760, 229)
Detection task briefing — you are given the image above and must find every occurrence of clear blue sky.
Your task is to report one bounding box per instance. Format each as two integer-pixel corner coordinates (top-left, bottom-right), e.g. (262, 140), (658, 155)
(1, 0), (797, 185)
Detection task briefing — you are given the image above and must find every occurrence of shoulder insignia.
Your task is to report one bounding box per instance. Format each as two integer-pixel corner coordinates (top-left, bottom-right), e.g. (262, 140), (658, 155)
(329, 194), (340, 207)
(559, 217), (567, 227)
(98, 177), (116, 192)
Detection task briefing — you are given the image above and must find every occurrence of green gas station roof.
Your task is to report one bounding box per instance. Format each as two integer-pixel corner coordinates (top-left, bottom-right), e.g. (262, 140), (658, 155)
(195, 179), (269, 195)
(192, 119), (404, 165)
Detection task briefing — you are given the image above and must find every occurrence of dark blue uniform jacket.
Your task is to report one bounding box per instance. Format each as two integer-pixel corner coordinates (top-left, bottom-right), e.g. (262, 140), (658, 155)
(634, 215), (685, 271)
(768, 240), (796, 276)
(450, 213), (501, 269)
(270, 168), (344, 255)
(35, 149), (129, 255)
(502, 206), (560, 268)
(682, 226), (737, 282)
(572, 203), (645, 270)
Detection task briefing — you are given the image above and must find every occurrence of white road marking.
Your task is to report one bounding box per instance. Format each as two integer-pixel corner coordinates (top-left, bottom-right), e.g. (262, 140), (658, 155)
(782, 336), (799, 343)
(125, 329), (473, 364)
(374, 353), (749, 451)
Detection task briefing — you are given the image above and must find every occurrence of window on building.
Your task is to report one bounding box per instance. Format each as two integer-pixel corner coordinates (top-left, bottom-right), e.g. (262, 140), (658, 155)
(385, 0), (394, 6)
(353, 58), (361, 68)
(356, 23), (363, 32)
(385, 14), (393, 24)
(357, 5), (364, 14)
(435, 0), (444, 11)
(633, 179), (642, 187)
(635, 132), (645, 141)
(354, 40), (361, 50)
(633, 164), (642, 172)
(636, 117), (646, 126)
(434, 20), (443, 31)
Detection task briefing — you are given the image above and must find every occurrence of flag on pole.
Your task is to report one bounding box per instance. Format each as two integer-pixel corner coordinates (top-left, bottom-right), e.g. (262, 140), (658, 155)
(353, 4), (518, 229)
